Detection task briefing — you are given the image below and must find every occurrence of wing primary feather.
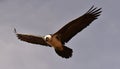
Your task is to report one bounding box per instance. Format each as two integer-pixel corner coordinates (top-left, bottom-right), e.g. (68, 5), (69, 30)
(87, 5), (94, 13)
(87, 7), (97, 14)
(87, 6), (101, 15)
(14, 28), (17, 34)
(92, 8), (102, 14)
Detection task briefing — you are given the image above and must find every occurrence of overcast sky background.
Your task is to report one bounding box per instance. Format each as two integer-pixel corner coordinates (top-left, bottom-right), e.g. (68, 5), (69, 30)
(0, 0), (120, 69)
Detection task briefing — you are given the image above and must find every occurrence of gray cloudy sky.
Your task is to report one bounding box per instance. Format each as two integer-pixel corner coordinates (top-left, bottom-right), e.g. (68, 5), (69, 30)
(0, 0), (120, 69)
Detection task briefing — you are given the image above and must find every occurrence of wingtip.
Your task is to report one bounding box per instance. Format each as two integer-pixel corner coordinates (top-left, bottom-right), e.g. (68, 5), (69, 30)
(87, 5), (102, 13)
(14, 28), (17, 34)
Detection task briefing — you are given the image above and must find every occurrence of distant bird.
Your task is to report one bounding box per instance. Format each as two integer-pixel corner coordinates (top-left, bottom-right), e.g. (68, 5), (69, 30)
(14, 6), (102, 59)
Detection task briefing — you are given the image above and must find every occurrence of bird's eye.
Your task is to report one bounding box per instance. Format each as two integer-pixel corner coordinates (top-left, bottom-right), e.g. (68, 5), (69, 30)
(45, 37), (49, 41)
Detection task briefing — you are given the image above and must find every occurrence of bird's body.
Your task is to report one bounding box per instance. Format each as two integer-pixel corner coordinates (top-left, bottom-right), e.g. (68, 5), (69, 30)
(15, 6), (102, 59)
(45, 35), (63, 51)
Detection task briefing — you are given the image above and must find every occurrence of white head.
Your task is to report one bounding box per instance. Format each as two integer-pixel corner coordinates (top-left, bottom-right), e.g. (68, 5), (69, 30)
(44, 35), (52, 41)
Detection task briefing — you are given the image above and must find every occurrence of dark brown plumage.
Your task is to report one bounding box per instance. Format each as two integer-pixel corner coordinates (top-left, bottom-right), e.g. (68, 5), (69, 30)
(54, 6), (102, 43)
(14, 28), (50, 46)
(15, 6), (102, 59)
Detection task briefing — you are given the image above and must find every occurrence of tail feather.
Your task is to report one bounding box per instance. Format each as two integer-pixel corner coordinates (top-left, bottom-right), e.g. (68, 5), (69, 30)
(55, 46), (73, 59)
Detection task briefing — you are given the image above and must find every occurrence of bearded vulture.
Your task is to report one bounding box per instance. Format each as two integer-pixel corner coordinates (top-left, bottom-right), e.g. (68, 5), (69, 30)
(14, 6), (102, 59)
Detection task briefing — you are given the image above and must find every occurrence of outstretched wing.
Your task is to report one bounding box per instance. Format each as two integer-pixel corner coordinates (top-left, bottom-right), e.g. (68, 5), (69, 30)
(54, 6), (102, 43)
(14, 28), (50, 47)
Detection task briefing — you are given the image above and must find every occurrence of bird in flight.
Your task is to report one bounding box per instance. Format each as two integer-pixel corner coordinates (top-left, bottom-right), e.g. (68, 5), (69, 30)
(14, 6), (102, 59)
